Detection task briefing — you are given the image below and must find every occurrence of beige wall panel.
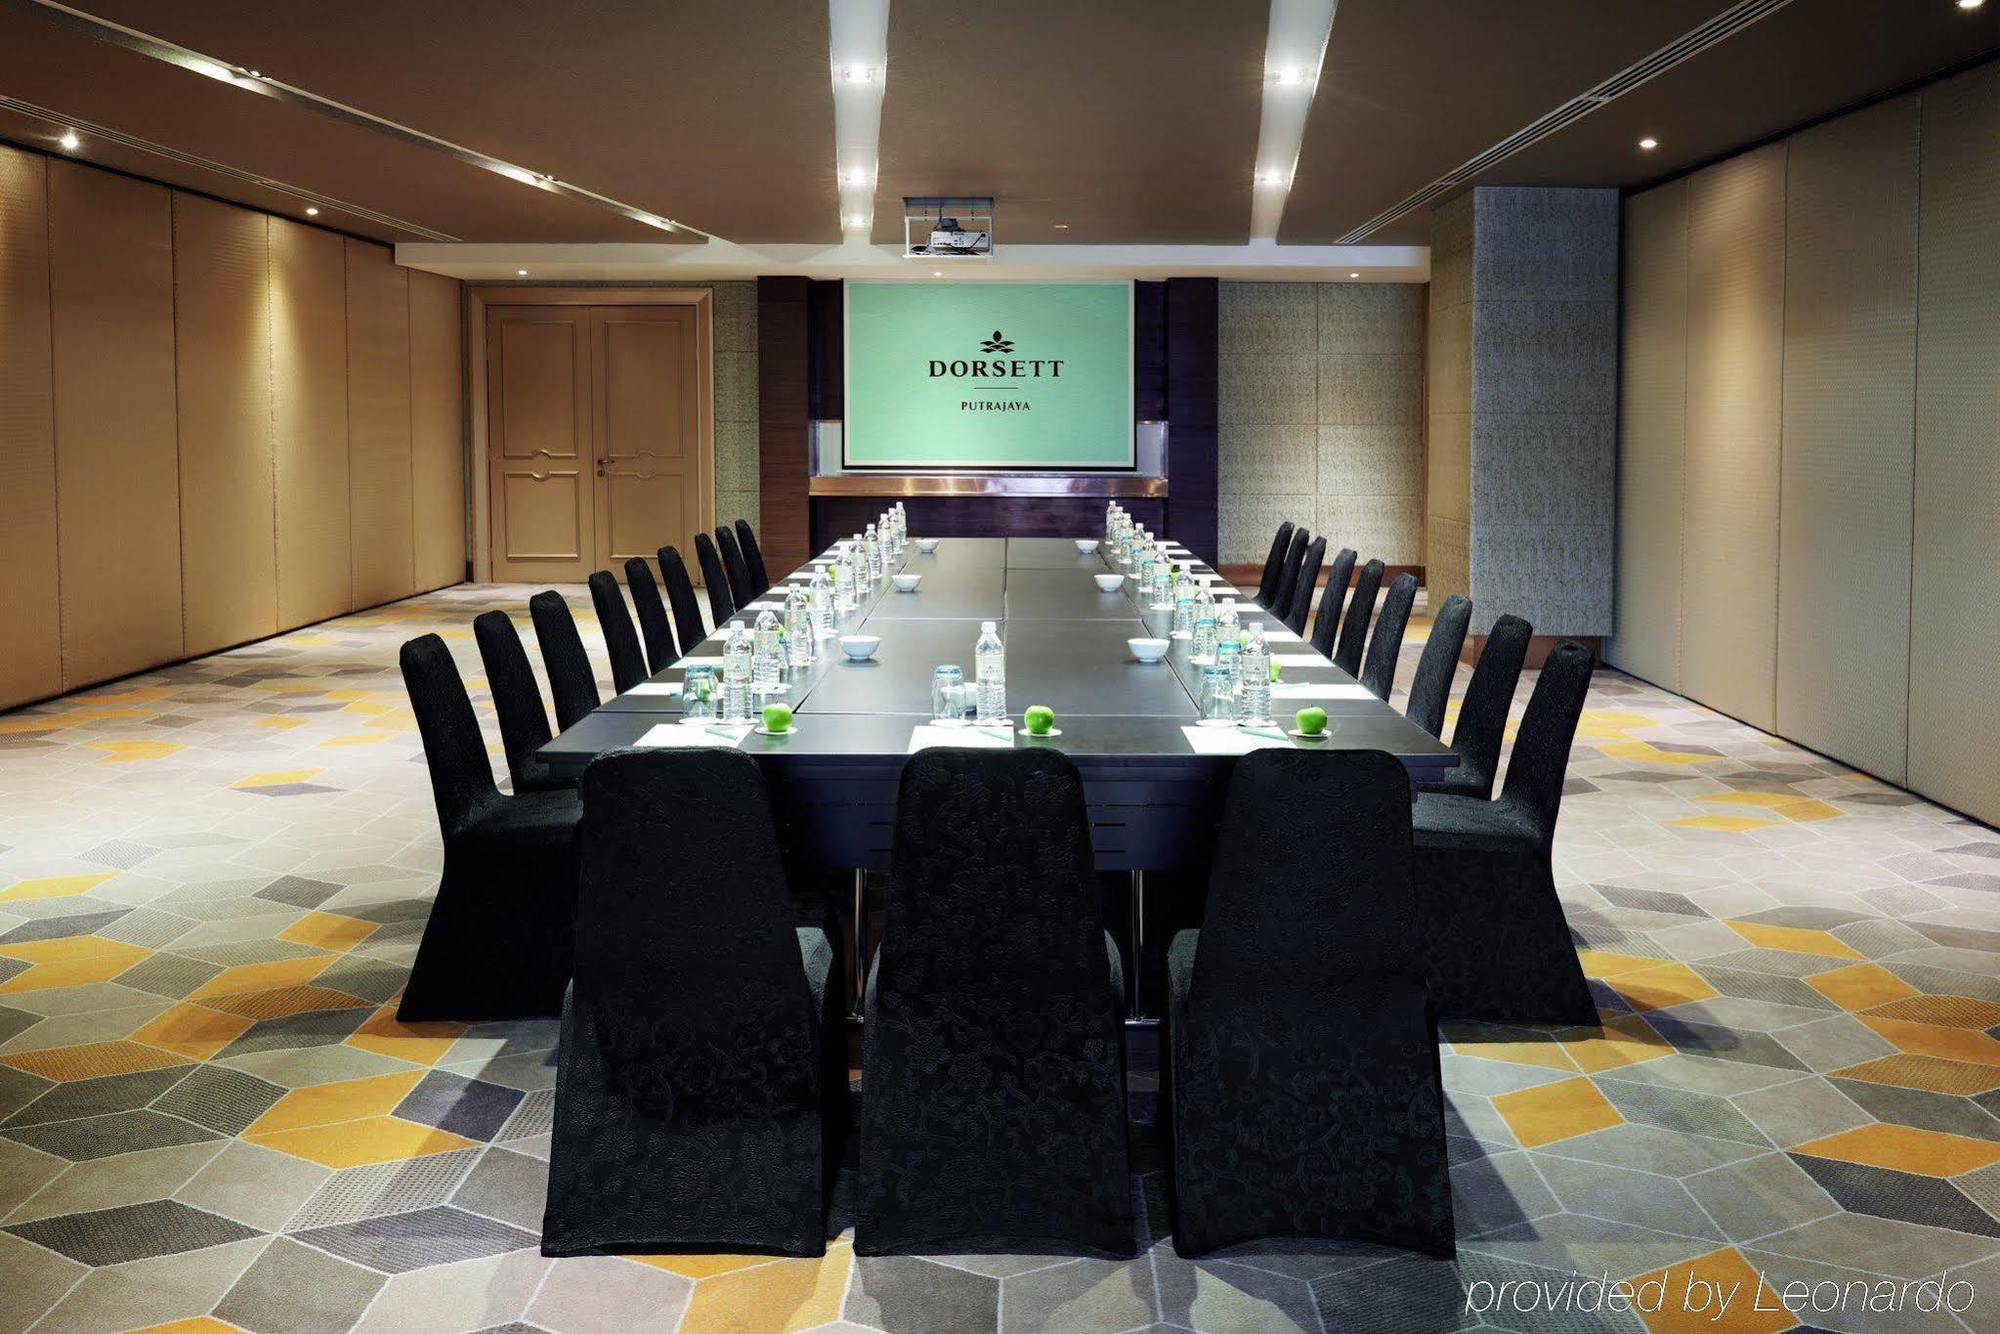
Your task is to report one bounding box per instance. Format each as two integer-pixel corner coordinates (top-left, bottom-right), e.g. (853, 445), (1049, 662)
(1910, 66), (2000, 827)
(408, 269), (465, 592)
(1776, 97), (1919, 783)
(1610, 179), (1686, 691)
(345, 239), (414, 606)
(174, 194), (276, 655)
(49, 162), (182, 689)
(272, 219), (351, 627)
(0, 146), (61, 709)
(1682, 145), (1786, 728)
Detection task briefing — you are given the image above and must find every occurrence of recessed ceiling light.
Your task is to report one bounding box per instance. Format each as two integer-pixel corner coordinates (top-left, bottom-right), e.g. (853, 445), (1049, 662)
(1053, 222), (1069, 230)
(840, 169), (874, 188)
(1349, 272), (1360, 279)
(58, 130), (80, 151)
(1268, 68), (1313, 88)
(844, 214), (868, 229)
(1255, 170), (1293, 188)
(497, 165), (539, 186)
(1957, 0), (1983, 11)
(304, 206), (319, 216)
(932, 271), (942, 278)
(517, 269), (528, 277)
(841, 65), (877, 84)
(1638, 136), (1659, 150)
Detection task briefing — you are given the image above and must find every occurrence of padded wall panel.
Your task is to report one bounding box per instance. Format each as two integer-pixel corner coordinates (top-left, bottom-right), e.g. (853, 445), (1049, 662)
(1610, 179), (1686, 691)
(0, 146), (61, 709)
(174, 194), (276, 655)
(345, 239), (414, 606)
(408, 269), (465, 592)
(272, 219), (351, 627)
(1682, 144), (1786, 729)
(1909, 65), (2000, 827)
(49, 162), (182, 689)
(1776, 97), (1919, 783)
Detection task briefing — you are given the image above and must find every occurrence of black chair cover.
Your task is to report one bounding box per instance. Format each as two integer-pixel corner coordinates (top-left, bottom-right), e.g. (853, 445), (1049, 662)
(1281, 536), (1325, 636)
(1309, 548), (1357, 658)
(1413, 641), (1598, 1025)
(1359, 573), (1419, 700)
(588, 571), (649, 694)
(472, 611), (564, 793)
(1267, 527), (1311, 621)
(1332, 558), (1385, 676)
(694, 532), (736, 625)
(397, 635), (578, 1022)
(735, 519), (772, 599)
(1406, 594), (1473, 739)
(715, 526), (758, 609)
(658, 545), (709, 660)
(1254, 521), (1295, 608)
(1166, 749), (1453, 1258)
(1419, 613), (1531, 800)
(543, 749), (842, 1257)
(858, 748), (1133, 1258)
(528, 592), (602, 731)
(624, 557), (677, 675)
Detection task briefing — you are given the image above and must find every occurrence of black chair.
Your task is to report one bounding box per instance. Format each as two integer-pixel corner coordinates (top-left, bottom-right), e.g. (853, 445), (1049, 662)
(1166, 749), (1453, 1259)
(1406, 594), (1473, 740)
(397, 635), (579, 1023)
(693, 532), (736, 626)
(588, 571), (649, 695)
(1266, 527), (1311, 621)
(1359, 573), (1419, 701)
(1332, 558), (1385, 676)
(715, 526), (757, 610)
(1253, 521), (1295, 609)
(735, 519), (772, 600)
(624, 558), (677, 675)
(1280, 536), (1325, 636)
(858, 748), (1132, 1258)
(542, 749), (843, 1258)
(1309, 548), (1357, 658)
(472, 611), (565, 794)
(1419, 613), (1531, 800)
(1413, 641), (1598, 1026)
(657, 545), (709, 660)
(529, 591), (602, 731)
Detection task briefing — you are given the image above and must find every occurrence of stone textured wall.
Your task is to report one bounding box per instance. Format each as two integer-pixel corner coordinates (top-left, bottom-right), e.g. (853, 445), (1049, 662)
(711, 280), (760, 532)
(1215, 282), (1426, 568)
(1425, 195), (1473, 610)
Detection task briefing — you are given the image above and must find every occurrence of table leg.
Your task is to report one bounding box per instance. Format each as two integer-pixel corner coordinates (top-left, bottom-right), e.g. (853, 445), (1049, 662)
(1127, 869), (1148, 1022)
(850, 868), (868, 1020)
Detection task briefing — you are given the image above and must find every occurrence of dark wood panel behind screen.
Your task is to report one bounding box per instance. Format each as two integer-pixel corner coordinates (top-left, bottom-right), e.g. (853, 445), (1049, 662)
(814, 496), (1164, 550)
(1164, 277), (1219, 567)
(757, 275), (812, 573)
(808, 278), (844, 421)
(1134, 280), (1167, 420)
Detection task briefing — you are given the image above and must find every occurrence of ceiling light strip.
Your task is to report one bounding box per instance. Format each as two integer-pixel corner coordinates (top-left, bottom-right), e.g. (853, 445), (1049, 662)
(0, 93), (454, 238)
(10, 0), (702, 239)
(829, 0), (891, 239)
(1248, 0), (1338, 241)
(1333, 0), (1795, 243)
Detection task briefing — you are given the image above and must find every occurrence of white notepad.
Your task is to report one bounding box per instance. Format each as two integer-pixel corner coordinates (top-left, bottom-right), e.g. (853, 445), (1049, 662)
(636, 723), (750, 749)
(907, 724), (1014, 753)
(671, 656), (723, 669)
(1272, 653), (1330, 668)
(625, 681), (684, 697)
(1180, 725), (1292, 755)
(1272, 682), (1374, 700)
(746, 600), (784, 611)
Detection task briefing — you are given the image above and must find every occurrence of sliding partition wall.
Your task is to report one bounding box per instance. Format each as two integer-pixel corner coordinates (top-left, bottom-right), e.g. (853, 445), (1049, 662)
(1612, 61), (2000, 826)
(0, 143), (466, 711)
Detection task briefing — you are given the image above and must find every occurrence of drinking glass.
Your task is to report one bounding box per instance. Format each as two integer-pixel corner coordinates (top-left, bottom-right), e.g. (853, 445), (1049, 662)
(931, 665), (967, 725)
(681, 665), (717, 723)
(1198, 666), (1236, 726)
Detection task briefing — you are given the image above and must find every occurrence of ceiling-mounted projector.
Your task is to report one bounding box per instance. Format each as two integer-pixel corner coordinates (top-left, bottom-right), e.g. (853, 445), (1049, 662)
(921, 217), (989, 256)
(903, 196), (995, 260)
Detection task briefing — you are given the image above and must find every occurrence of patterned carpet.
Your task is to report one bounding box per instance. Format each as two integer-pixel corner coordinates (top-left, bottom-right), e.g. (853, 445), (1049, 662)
(0, 585), (1997, 1333)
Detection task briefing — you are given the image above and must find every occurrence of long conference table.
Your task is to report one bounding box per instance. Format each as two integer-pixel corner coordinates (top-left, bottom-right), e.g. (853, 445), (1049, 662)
(539, 535), (1457, 1020)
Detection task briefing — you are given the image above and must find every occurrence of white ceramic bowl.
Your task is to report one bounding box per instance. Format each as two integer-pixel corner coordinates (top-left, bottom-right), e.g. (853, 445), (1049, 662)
(839, 635), (881, 661)
(1128, 637), (1169, 664)
(1074, 538), (1100, 554)
(917, 537), (941, 553)
(1093, 573), (1125, 593)
(892, 573), (922, 592)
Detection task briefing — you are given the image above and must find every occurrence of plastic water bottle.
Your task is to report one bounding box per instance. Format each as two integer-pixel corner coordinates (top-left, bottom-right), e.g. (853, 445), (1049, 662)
(721, 621), (754, 722)
(807, 569), (832, 638)
(1239, 623), (1272, 726)
(1192, 610), (1218, 663)
(1217, 628), (1240, 692)
(863, 524), (881, 581)
(1150, 559), (1172, 610)
(1172, 573), (1197, 637)
(752, 610), (783, 695)
(1217, 597), (1241, 647)
(785, 584), (814, 667)
(974, 621), (1006, 723)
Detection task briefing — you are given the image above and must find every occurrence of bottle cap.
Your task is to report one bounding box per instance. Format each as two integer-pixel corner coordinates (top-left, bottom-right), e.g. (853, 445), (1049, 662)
(981, 621), (997, 633)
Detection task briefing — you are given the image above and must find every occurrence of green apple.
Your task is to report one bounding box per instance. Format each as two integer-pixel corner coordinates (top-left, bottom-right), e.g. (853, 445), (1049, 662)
(762, 703), (793, 733)
(1269, 659), (1282, 683)
(1296, 706), (1328, 736)
(1024, 704), (1056, 735)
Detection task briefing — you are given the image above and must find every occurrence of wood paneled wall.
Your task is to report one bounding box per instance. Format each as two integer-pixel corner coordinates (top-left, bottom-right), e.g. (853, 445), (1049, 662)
(1613, 63), (2000, 826)
(0, 143), (466, 711)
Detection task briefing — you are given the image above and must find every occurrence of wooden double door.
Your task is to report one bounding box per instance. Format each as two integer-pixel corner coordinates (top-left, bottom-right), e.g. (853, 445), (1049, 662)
(486, 303), (709, 583)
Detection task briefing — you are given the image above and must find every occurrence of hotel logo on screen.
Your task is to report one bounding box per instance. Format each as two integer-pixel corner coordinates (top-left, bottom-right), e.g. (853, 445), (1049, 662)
(927, 329), (1064, 413)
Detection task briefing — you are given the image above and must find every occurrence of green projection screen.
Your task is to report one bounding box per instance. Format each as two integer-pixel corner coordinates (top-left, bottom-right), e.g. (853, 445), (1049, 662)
(843, 281), (1134, 469)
